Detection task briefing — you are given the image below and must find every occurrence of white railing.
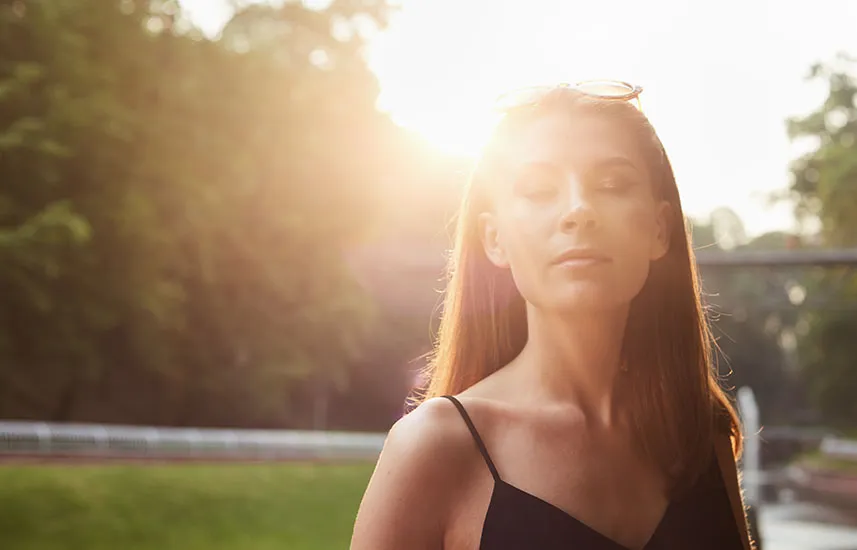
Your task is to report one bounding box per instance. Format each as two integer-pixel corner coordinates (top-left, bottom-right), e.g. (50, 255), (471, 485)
(0, 421), (386, 461)
(2, 416), (855, 466)
(819, 436), (857, 461)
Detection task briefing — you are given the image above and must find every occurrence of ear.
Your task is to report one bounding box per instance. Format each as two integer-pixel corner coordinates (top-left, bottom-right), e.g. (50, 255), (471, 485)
(478, 212), (510, 268)
(650, 201), (671, 261)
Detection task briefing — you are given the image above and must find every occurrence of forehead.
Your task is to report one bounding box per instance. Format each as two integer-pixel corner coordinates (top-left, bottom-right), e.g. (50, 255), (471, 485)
(494, 112), (650, 176)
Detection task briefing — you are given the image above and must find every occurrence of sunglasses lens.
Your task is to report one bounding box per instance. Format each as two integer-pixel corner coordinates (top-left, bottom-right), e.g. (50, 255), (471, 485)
(574, 80), (637, 98)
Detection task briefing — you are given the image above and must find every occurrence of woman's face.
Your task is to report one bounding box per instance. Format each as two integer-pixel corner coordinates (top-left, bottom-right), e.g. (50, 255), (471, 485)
(479, 111), (671, 313)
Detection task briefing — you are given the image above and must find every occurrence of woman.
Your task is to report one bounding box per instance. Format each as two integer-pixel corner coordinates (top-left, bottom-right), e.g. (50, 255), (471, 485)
(351, 81), (755, 550)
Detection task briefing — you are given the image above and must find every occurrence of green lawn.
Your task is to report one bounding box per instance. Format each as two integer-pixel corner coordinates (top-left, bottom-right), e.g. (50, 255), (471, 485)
(0, 461), (375, 550)
(795, 452), (857, 476)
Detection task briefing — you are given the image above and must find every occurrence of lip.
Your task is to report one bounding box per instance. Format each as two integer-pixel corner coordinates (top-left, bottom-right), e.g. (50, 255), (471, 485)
(552, 248), (612, 266)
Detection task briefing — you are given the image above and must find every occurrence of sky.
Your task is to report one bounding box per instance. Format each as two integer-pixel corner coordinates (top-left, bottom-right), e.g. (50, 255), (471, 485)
(179, 0), (857, 237)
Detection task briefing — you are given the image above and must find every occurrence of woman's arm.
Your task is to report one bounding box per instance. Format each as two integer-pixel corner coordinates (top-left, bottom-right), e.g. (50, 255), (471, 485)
(350, 398), (474, 550)
(714, 434), (755, 550)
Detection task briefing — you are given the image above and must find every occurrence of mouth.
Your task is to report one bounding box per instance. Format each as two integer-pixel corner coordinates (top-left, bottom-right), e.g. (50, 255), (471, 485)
(552, 248), (612, 267)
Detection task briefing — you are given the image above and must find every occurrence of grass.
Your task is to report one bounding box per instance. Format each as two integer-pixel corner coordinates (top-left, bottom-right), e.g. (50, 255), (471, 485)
(0, 461), (375, 550)
(794, 452), (857, 476)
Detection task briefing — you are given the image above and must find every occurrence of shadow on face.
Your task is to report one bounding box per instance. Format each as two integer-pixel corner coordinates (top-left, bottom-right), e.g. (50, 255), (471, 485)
(478, 111), (672, 314)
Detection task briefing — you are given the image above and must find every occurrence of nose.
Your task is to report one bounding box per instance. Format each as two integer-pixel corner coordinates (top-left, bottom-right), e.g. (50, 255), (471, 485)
(559, 178), (597, 232)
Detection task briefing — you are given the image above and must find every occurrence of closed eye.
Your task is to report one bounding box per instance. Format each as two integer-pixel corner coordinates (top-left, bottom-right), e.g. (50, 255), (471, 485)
(595, 172), (636, 192)
(586, 157), (643, 191)
(514, 163), (562, 200)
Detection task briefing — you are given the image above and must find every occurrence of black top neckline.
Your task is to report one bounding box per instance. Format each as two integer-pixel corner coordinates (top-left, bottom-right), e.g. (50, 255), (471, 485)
(440, 394), (744, 550)
(493, 478), (673, 550)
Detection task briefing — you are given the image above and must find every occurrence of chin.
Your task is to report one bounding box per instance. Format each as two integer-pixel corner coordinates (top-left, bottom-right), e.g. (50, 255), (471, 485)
(550, 284), (636, 312)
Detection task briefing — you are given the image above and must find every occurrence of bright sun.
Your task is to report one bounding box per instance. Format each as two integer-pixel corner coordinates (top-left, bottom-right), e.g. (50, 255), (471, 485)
(181, 0), (817, 236)
(381, 100), (501, 158)
(365, 1), (652, 158)
(181, 0), (653, 159)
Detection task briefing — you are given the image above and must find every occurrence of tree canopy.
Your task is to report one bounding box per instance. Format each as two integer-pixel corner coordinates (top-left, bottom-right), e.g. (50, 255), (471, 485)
(786, 53), (857, 428)
(0, 0), (404, 427)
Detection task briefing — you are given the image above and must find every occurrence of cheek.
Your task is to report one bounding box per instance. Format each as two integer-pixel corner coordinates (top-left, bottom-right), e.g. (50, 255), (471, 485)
(497, 208), (554, 299)
(620, 201), (656, 233)
(502, 202), (553, 256)
(613, 202), (661, 254)
(610, 204), (659, 289)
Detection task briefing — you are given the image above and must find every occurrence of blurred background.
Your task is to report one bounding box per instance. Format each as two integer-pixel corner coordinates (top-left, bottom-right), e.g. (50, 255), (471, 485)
(1, 1), (857, 549)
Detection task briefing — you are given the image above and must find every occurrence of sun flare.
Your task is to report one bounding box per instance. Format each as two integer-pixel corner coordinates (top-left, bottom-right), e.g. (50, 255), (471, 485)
(365, 1), (650, 158)
(178, 0), (857, 236)
(382, 100), (502, 158)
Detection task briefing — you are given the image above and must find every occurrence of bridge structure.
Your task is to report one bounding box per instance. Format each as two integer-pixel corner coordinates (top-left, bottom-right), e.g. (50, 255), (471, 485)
(350, 245), (857, 314)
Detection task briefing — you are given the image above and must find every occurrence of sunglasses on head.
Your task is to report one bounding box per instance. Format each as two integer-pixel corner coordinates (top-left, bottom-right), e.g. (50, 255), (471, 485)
(494, 80), (644, 112)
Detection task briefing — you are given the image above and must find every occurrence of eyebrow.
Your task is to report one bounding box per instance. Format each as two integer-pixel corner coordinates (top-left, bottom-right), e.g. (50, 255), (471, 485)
(588, 156), (641, 173)
(515, 156), (641, 176)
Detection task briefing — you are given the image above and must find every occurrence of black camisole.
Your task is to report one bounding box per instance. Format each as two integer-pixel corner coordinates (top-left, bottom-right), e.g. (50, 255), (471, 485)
(441, 395), (745, 550)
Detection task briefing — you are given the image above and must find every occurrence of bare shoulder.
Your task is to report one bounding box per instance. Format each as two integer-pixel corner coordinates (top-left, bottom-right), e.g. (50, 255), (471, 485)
(382, 396), (483, 473)
(350, 397), (481, 550)
(393, 396), (477, 450)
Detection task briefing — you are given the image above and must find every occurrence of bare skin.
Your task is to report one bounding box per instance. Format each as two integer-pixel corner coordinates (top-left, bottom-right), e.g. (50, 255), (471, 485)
(350, 112), (753, 550)
(351, 394), (750, 550)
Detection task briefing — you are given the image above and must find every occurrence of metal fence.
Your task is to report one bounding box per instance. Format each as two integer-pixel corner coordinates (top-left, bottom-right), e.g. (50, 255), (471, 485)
(0, 421), (386, 461)
(2, 386), (856, 467)
(2, 419), (854, 463)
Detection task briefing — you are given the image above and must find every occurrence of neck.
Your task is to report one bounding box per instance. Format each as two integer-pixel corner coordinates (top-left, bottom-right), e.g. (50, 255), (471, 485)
(516, 302), (629, 425)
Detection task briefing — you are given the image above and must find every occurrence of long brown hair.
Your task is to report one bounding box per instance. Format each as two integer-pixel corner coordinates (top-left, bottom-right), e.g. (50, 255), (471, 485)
(417, 88), (741, 496)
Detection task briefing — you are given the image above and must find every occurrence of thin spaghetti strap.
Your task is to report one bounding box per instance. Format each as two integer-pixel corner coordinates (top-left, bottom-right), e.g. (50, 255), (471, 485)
(442, 395), (501, 481)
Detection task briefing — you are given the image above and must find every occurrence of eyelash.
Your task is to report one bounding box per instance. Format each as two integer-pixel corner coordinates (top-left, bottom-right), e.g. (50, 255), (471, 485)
(519, 185), (556, 202)
(519, 174), (633, 199)
(597, 175), (633, 191)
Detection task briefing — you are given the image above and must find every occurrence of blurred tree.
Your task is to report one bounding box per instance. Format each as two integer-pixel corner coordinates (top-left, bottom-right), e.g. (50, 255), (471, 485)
(709, 206), (748, 251)
(786, 53), (857, 428)
(787, 54), (857, 244)
(0, 0), (398, 427)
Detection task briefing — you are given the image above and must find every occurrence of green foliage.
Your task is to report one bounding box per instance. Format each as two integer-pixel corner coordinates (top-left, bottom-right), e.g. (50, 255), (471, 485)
(787, 53), (857, 428)
(793, 449), (857, 475)
(788, 54), (857, 245)
(0, 463), (374, 550)
(0, 0), (398, 425)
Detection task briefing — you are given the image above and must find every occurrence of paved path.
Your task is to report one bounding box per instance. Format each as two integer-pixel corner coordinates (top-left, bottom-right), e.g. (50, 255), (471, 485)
(761, 502), (857, 550)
